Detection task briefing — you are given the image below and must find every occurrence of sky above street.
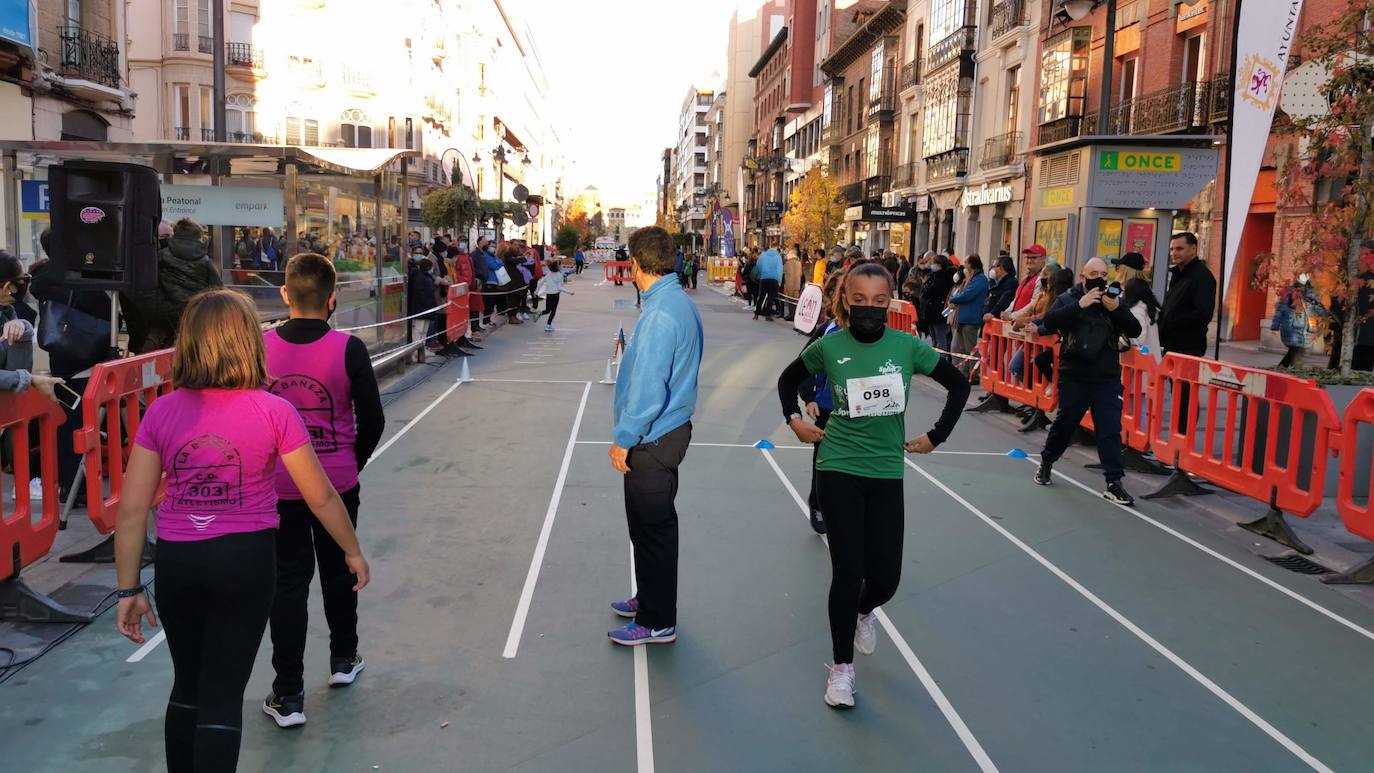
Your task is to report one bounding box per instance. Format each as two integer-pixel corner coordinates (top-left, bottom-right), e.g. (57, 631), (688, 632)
(512, 0), (749, 207)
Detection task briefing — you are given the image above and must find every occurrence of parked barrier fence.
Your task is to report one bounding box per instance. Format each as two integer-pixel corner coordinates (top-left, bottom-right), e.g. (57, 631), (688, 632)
(708, 258), (738, 283)
(978, 319), (1060, 413)
(886, 300), (918, 336)
(0, 390), (82, 623)
(604, 261), (633, 283)
(445, 282), (470, 342)
(1143, 354), (1341, 554)
(1081, 347), (1158, 457)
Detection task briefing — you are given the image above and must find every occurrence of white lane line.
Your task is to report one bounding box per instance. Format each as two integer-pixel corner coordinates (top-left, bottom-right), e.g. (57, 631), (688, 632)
(513, 361), (546, 365)
(573, 440), (1009, 456)
(1026, 458), (1374, 645)
(126, 630), (166, 663)
(476, 378), (593, 384)
(631, 545), (655, 773)
(760, 450), (999, 773)
(128, 377), (467, 663)
(905, 457), (1333, 773)
(502, 381), (594, 659)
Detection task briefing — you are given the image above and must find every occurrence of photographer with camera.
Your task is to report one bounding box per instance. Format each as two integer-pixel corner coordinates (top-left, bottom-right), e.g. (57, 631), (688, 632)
(1032, 257), (1141, 506)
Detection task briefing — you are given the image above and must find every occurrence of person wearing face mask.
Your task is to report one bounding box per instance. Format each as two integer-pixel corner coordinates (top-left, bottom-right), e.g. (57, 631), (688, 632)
(262, 253), (384, 727)
(1033, 257), (1142, 505)
(1273, 273), (1325, 368)
(776, 262), (969, 709)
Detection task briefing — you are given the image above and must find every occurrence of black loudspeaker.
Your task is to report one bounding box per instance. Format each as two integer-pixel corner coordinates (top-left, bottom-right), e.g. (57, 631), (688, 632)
(48, 161), (161, 292)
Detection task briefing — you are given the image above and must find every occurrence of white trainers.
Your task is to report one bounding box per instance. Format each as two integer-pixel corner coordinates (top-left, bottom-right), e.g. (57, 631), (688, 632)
(854, 613), (877, 656)
(824, 663), (856, 708)
(28, 478), (43, 500)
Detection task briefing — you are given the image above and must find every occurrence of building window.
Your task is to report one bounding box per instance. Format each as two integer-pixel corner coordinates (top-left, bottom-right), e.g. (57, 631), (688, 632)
(340, 109), (372, 148)
(1120, 58), (1137, 102)
(226, 93), (255, 138)
(199, 85), (212, 133)
(1005, 64), (1020, 134)
(173, 84), (190, 133)
(198, 0), (211, 39)
(1038, 27), (1090, 125)
(922, 65), (971, 158)
(866, 124), (880, 177)
(870, 43), (885, 102)
(285, 117), (301, 145)
(175, 0), (189, 36)
(304, 119), (319, 146)
(477, 114), (484, 142)
(930, 0), (971, 44)
(476, 168), (484, 193)
(1182, 33), (1205, 83)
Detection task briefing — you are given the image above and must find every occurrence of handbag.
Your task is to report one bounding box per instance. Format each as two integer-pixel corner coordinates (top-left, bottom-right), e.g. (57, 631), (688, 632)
(38, 293), (110, 365)
(493, 266), (512, 285)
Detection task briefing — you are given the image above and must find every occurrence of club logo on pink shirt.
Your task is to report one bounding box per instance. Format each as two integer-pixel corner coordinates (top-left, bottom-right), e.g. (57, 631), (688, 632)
(268, 375), (338, 453)
(172, 434), (242, 510)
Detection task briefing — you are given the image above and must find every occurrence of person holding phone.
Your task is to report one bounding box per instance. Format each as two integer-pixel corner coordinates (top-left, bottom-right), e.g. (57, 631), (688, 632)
(1032, 257), (1142, 505)
(113, 289), (370, 773)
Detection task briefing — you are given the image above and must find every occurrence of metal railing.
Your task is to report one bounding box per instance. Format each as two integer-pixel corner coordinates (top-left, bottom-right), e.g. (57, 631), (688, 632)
(1043, 79), (1219, 144)
(173, 32), (189, 51)
(826, 105), (848, 144)
(1209, 71), (1231, 123)
(228, 131), (276, 144)
(868, 67), (897, 121)
(926, 148), (969, 182)
(343, 66), (375, 93)
(201, 127), (216, 141)
(289, 57), (324, 85)
(198, 35), (214, 54)
(901, 60), (921, 89)
(173, 127), (189, 141)
(989, 0), (1027, 41)
(58, 26), (122, 89)
(227, 42), (262, 68)
(893, 161), (920, 188)
(927, 26), (975, 73)
(981, 130), (1023, 169)
(864, 175), (892, 201)
(838, 181), (865, 204)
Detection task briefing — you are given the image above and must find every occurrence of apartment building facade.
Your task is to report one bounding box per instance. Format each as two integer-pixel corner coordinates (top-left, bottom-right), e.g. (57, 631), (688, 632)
(673, 86), (714, 237)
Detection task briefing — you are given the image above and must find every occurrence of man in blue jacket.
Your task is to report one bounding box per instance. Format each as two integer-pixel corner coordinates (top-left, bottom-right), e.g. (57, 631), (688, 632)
(948, 254), (989, 376)
(607, 226), (704, 646)
(754, 245), (784, 321)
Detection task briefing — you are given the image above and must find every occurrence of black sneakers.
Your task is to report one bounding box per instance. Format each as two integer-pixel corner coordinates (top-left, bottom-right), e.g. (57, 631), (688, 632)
(1034, 461), (1053, 486)
(263, 692), (306, 728)
(1104, 481), (1135, 506)
(809, 508), (827, 535)
(329, 654), (366, 687)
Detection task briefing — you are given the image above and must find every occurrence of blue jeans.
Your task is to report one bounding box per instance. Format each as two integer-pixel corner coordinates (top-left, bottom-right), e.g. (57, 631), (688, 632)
(1041, 380), (1125, 482)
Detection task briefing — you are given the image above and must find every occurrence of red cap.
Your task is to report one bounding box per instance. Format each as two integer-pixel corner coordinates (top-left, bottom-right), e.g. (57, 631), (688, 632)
(1022, 243), (1048, 257)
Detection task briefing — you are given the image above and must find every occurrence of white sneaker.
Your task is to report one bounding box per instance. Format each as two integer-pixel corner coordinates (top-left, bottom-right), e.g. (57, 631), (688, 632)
(544, 324), (554, 332)
(854, 613), (877, 656)
(824, 663), (856, 708)
(28, 478), (43, 500)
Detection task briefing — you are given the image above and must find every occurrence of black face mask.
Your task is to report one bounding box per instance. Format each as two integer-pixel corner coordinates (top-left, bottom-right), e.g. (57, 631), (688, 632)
(849, 304), (888, 342)
(1084, 277), (1108, 292)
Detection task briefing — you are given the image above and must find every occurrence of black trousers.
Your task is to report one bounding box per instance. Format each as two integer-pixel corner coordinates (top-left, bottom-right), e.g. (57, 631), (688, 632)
(269, 485), (361, 697)
(544, 293), (561, 325)
(808, 409), (832, 514)
(756, 279), (779, 318)
(1041, 379), (1125, 482)
(155, 530), (276, 773)
(1162, 347), (1203, 434)
(1279, 346), (1303, 368)
(55, 376), (89, 495)
(816, 471), (904, 664)
(624, 421), (691, 630)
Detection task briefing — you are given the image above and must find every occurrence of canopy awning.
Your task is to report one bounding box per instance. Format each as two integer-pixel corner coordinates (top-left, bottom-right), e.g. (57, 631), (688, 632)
(0, 140), (418, 178)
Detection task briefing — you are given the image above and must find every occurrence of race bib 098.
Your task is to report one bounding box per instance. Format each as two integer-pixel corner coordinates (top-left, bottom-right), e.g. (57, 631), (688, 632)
(846, 373), (905, 417)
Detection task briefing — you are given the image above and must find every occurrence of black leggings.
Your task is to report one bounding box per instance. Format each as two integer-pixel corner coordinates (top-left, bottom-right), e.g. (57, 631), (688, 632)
(545, 293), (561, 324)
(816, 471), (904, 664)
(155, 530), (276, 773)
(807, 409), (832, 514)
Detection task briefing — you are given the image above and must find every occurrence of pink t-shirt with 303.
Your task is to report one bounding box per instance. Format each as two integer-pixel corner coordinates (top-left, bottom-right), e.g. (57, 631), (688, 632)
(134, 388), (312, 542)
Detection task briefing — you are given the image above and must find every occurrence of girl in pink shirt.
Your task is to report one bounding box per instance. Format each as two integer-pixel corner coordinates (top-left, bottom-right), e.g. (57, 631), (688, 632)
(113, 289), (370, 773)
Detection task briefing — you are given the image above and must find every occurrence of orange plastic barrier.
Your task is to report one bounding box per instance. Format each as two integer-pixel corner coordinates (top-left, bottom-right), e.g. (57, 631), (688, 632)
(445, 282), (470, 341)
(1336, 389), (1374, 543)
(1081, 347), (1157, 453)
(978, 318), (1059, 412)
(1147, 354), (1339, 520)
(0, 390), (66, 585)
(74, 350), (175, 535)
(605, 261), (633, 283)
(886, 300), (918, 335)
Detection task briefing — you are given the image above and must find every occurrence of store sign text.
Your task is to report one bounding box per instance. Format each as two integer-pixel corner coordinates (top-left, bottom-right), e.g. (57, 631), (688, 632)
(961, 185), (1014, 208)
(1099, 151), (1182, 172)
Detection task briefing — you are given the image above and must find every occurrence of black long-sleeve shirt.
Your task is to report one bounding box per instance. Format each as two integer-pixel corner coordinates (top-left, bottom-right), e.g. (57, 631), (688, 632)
(275, 319), (386, 470)
(777, 354), (969, 446)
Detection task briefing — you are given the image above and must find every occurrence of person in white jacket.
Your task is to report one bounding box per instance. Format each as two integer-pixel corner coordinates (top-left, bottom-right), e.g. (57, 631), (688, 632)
(1122, 277), (1162, 358)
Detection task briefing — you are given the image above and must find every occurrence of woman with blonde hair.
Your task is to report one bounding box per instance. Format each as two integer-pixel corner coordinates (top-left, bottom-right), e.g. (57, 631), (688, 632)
(114, 289), (370, 773)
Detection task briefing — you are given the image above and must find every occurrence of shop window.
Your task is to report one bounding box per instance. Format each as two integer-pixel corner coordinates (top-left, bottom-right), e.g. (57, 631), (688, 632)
(1038, 27), (1089, 125)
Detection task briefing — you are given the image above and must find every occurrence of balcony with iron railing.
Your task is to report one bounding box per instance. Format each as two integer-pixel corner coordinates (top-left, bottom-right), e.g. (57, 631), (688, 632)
(288, 57), (325, 88)
(1083, 80), (1212, 136)
(227, 42), (263, 69)
(981, 130), (1024, 169)
(893, 161), (920, 188)
(173, 126), (189, 141)
(901, 60), (921, 90)
(1209, 72), (1231, 123)
(868, 69), (897, 122)
(198, 35), (213, 54)
(988, 0), (1028, 42)
(926, 148), (969, 183)
(343, 66), (376, 96)
(826, 105), (848, 144)
(201, 127), (216, 141)
(58, 26), (122, 89)
(173, 32), (189, 51)
(838, 180), (865, 205)
(927, 26), (976, 73)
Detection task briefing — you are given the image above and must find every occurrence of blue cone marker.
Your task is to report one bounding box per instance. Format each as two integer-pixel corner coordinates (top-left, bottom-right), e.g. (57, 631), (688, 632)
(1006, 448), (1029, 459)
(754, 439), (776, 450)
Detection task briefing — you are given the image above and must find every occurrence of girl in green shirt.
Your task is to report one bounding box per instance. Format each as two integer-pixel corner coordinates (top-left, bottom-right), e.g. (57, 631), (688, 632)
(777, 261), (970, 708)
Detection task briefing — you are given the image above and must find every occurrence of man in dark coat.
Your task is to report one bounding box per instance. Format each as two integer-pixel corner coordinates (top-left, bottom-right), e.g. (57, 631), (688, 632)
(135, 218), (223, 352)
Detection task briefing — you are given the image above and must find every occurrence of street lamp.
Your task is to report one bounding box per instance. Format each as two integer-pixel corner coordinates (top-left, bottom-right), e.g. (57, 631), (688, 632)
(1059, 0), (1117, 136)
